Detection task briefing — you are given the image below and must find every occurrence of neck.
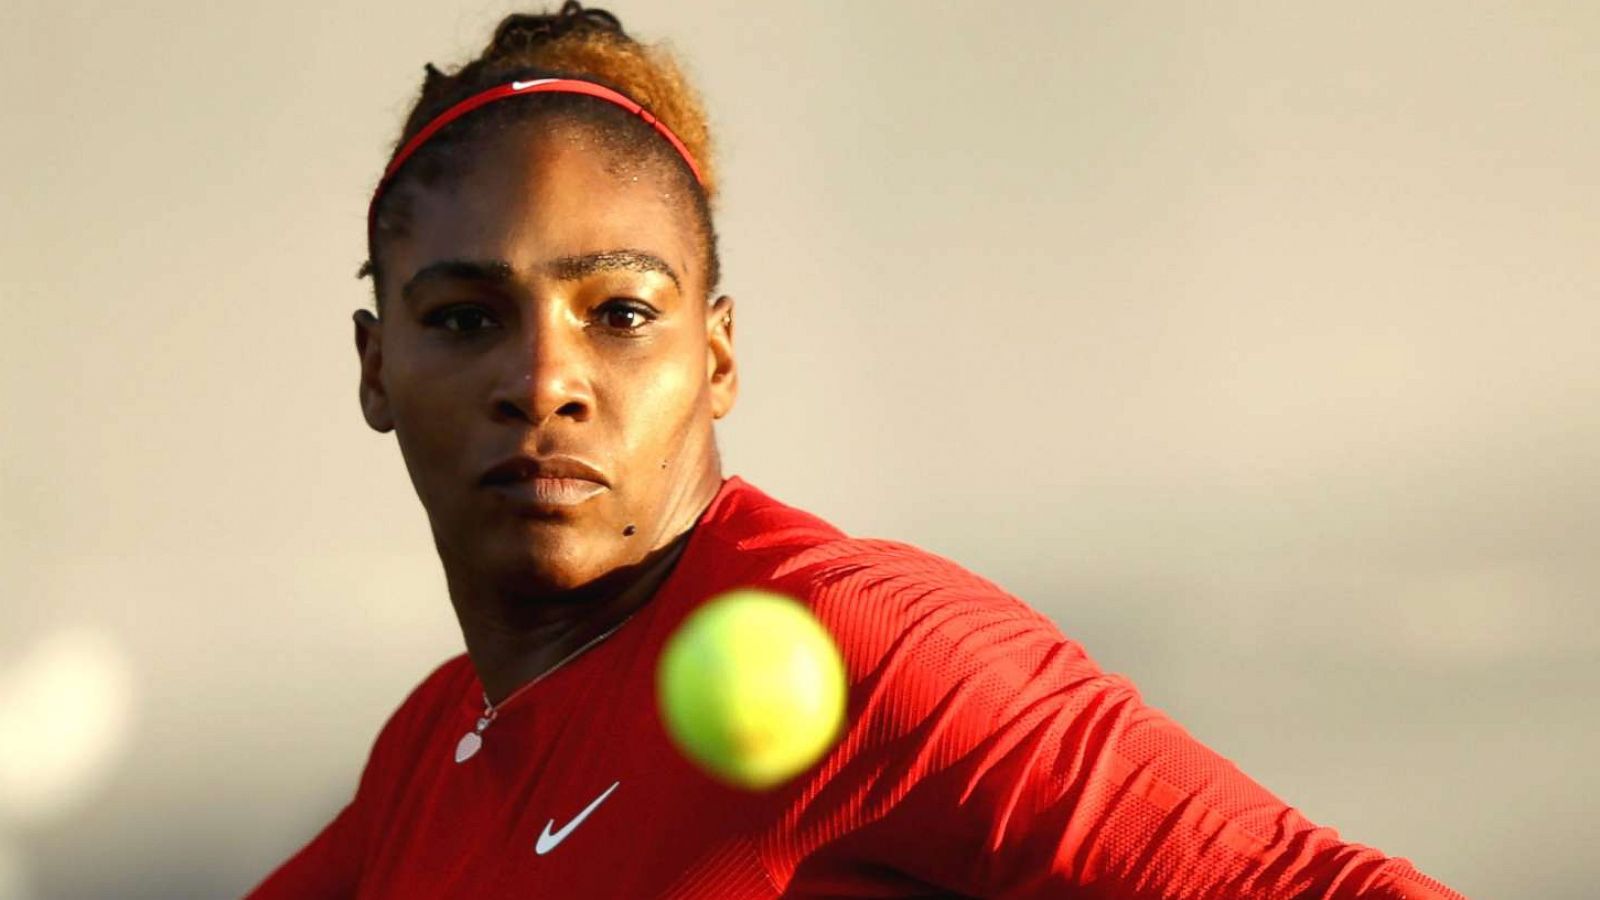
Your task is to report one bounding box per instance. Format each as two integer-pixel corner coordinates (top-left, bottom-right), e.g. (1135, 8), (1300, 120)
(447, 468), (722, 705)
(452, 527), (697, 705)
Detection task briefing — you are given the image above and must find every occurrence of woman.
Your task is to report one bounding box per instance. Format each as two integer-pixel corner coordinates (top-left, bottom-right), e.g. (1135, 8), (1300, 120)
(250, 4), (1464, 897)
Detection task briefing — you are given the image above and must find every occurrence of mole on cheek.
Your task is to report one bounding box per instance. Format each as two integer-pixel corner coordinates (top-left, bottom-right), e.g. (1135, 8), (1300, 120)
(623, 524), (637, 537)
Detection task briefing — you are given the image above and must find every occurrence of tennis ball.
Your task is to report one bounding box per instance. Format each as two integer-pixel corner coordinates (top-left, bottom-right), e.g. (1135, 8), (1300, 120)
(657, 588), (847, 790)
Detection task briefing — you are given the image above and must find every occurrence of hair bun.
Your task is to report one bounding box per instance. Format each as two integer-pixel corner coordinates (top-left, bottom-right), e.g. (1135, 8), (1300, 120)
(491, 2), (625, 55)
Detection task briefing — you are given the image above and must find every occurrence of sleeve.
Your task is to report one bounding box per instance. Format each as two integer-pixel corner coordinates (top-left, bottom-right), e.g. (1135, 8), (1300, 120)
(781, 554), (1467, 900)
(244, 710), (406, 900)
(244, 798), (368, 900)
(243, 659), (458, 899)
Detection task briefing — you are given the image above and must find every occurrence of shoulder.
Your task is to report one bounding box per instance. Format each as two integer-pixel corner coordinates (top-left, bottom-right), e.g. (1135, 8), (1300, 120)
(365, 653), (476, 766)
(702, 477), (1071, 678)
(793, 538), (1073, 689)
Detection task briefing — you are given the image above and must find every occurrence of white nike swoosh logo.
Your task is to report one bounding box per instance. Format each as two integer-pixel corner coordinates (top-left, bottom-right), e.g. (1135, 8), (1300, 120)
(511, 79), (554, 91)
(534, 780), (619, 855)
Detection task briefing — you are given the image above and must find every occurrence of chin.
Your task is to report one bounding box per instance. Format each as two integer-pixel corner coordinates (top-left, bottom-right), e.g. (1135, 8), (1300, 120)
(485, 531), (611, 594)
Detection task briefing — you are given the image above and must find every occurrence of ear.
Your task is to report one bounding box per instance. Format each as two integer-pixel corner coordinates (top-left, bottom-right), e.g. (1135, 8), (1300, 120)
(706, 295), (738, 420)
(354, 309), (395, 433)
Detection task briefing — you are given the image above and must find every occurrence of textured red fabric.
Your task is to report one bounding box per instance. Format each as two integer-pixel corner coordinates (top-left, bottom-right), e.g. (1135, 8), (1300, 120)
(248, 476), (1464, 899)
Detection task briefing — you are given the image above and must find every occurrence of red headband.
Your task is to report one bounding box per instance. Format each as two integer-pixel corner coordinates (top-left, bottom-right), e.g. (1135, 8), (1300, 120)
(368, 77), (706, 228)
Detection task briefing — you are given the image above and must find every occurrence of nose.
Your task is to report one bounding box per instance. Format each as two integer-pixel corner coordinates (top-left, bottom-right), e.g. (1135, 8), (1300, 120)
(491, 316), (594, 426)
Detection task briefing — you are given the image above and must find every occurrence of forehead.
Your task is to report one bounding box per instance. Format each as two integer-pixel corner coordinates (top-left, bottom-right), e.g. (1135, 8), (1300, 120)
(385, 123), (701, 295)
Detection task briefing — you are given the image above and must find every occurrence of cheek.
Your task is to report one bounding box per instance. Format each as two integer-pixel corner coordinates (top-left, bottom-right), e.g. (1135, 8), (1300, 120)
(610, 336), (709, 458)
(385, 341), (484, 473)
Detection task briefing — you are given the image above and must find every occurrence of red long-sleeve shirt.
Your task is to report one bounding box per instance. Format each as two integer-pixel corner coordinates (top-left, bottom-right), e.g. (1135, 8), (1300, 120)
(249, 475), (1464, 898)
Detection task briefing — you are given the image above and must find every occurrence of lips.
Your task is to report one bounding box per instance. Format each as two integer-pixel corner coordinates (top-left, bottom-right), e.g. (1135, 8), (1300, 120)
(478, 454), (611, 510)
(478, 454), (610, 488)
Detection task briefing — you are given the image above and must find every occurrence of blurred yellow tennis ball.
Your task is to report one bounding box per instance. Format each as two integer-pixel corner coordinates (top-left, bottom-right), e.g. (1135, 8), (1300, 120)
(657, 588), (847, 790)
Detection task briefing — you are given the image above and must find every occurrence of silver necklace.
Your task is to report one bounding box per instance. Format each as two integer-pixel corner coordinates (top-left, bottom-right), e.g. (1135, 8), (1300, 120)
(454, 613), (636, 764)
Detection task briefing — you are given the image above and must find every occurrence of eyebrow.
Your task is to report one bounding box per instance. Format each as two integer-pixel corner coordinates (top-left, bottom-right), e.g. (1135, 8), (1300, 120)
(400, 259), (514, 305)
(399, 250), (681, 305)
(546, 249), (681, 290)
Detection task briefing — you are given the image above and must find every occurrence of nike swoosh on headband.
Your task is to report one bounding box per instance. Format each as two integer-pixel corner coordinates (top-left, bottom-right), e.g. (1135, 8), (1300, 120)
(369, 77), (706, 230)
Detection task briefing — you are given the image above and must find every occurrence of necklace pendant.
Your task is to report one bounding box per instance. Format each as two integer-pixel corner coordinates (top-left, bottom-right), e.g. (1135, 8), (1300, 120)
(454, 731), (483, 763)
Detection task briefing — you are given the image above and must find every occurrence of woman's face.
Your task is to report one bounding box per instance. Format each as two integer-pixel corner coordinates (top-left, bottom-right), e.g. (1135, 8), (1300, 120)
(355, 122), (736, 594)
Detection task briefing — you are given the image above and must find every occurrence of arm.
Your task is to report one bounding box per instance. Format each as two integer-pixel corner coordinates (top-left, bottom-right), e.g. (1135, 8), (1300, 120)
(896, 653), (1463, 899)
(245, 800), (367, 900)
(242, 658), (459, 899)
(788, 555), (1465, 899)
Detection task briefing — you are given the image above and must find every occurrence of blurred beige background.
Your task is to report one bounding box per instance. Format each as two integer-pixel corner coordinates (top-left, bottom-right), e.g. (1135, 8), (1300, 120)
(2, 1), (1596, 897)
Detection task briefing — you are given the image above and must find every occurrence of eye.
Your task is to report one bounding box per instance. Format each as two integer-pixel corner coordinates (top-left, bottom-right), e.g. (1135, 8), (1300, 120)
(424, 305), (500, 335)
(595, 299), (658, 333)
